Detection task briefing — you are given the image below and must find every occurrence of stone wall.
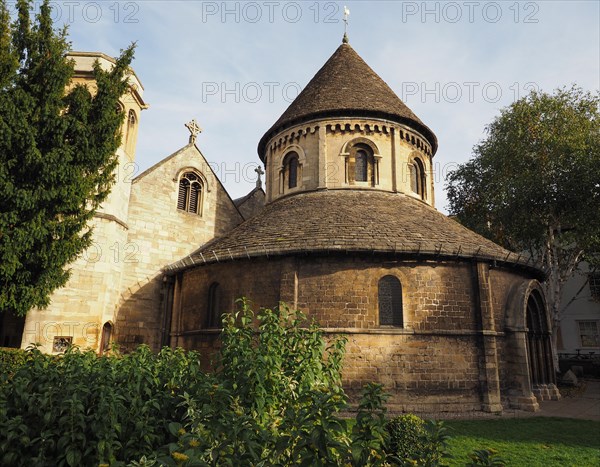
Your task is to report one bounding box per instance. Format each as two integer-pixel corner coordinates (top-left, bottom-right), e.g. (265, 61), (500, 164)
(115, 144), (243, 351)
(20, 53), (146, 353)
(171, 254), (537, 413)
(264, 118), (435, 207)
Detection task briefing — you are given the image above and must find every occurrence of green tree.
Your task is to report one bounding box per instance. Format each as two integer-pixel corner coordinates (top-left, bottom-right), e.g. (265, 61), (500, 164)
(446, 86), (600, 366)
(0, 0), (134, 316)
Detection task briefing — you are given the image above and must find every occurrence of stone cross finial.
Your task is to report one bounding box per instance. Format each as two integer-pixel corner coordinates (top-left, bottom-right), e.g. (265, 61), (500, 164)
(255, 166), (265, 188)
(185, 119), (202, 143)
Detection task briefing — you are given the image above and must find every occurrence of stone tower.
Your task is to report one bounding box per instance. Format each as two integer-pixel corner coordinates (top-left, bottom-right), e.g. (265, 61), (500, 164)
(258, 42), (437, 207)
(166, 40), (558, 413)
(19, 52), (147, 353)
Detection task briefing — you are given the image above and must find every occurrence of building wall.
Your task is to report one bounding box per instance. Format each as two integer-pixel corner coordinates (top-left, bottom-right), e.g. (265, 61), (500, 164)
(20, 53), (146, 353)
(558, 262), (600, 354)
(264, 118), (434, 207)
(171, 255), (542, 413)
(115, 144), (243, 351)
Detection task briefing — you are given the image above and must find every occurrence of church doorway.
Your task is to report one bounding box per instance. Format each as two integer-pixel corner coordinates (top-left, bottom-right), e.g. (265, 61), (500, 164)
(526, 289), (555, 399)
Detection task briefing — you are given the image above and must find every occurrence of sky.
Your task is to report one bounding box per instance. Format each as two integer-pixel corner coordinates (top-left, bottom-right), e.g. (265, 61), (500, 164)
(13, 0), (600, 211)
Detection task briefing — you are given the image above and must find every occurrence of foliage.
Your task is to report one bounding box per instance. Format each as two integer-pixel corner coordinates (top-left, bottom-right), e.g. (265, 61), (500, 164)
(0, 345), (200, 466)
(385, 415), (451, 466)
(149, 300), (391, 466)
(466, 448), (505, 466)
(445, 417), (600, 467)
(386, 414), (427, 460)
(0, 0), (135, 316)
(446, 86), (600, 359)
(2, 302), (506, 466)
(0, 302), (391, 466)
(447, 86), (599, 261)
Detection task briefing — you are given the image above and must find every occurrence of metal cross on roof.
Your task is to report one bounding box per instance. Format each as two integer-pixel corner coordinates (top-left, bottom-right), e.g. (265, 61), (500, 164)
(255, 165), (265, 188)
(342, 6), (350, 43)
(185, 119), (202, 143)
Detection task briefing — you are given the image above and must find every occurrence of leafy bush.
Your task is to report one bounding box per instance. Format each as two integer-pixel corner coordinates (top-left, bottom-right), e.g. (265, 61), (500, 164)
(147, 300), (391, 466)
(0, 344), (203, 466)
(385, 414), (451, 466)
(386, 414), (427, 460)
(0, 347), (31, 379)
(2, 301), (498, 466)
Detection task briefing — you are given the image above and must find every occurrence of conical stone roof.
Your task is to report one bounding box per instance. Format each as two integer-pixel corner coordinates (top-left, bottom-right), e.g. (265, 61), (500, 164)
(167, 190), (543, 277)
(257, 42), (438, 159)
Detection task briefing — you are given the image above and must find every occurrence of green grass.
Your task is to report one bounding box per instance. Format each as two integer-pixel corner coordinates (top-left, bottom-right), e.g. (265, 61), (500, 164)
(444, 417), (600, 466)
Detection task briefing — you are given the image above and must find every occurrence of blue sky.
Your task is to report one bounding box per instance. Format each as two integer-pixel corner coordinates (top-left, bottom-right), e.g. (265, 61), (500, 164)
(20, 1), (600, 210)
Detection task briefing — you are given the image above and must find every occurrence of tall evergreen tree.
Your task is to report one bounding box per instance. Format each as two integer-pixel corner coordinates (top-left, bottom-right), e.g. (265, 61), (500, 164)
(446, 86), (600, 367)
(0, 0), (134, 316)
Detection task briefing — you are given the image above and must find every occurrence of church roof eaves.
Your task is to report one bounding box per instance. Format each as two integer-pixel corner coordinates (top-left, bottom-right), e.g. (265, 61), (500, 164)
(257, 43), (438, 159)
(164, 190), (545, 279)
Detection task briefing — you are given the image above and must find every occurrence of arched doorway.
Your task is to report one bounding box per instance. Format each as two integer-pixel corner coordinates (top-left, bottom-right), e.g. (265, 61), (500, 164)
(100, 322), (113, 354)
(526, 289), (555, 399)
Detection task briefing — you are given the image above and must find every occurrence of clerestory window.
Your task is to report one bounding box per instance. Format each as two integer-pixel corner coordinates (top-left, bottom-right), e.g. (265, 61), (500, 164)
(409, 157), (426, 199)
(283, 152), (300, 190)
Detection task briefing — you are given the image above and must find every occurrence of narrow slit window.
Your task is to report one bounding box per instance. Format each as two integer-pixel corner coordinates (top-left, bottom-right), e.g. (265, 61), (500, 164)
(207, 282), (222, 328)
(410, 157), (426, 199)
(289, 157), (298, 188)
(283, 152), (300, 190)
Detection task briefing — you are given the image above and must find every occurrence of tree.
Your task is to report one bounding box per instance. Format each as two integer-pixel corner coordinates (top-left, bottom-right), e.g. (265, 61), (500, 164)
(0, 0), (134, 316)
(446, 86), (600, 367)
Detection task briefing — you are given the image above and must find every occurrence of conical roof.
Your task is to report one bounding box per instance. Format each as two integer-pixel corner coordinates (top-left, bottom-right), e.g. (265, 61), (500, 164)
(257, 42), (438, 159)
(166, 190), (543, 278)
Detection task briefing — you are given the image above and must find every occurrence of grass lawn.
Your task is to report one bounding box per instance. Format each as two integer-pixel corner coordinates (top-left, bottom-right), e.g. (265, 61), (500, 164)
(444, 417), (600, 466)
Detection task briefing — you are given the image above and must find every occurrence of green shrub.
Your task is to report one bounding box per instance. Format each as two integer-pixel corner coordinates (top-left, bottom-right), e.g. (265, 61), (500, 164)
(0, 344), (205, 466)
(142, 300), (391, 466)
(385, 414), (451, 466)
(386, 414), (427, 460)
(0, 347), (31, 380)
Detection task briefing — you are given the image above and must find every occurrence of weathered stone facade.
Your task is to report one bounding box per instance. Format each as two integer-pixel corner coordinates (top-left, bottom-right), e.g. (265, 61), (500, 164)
(168, 253), (555, 412)
(165, 41), (560, 413)
(16, 53), (148, 354)
(115, 144), (244, 350)
(4, 40), (560, 414)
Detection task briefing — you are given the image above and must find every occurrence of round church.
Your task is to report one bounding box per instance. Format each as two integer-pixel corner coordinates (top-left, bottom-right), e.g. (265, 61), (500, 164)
(164, 40), (559, 414)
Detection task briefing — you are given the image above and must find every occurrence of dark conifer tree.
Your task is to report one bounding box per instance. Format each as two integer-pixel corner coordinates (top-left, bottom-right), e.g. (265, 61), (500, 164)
(0, 0), (135, 316)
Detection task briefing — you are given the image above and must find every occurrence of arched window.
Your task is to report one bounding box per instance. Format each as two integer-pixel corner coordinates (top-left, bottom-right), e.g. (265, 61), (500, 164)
(206, 282), (222, 328)
(348, 143), (376, 185)
(355, 149), (368, 182)
(177, 171), (203, 214)
(100, 322), (113, 354)
(410, 157), (426, 199)
(283, 152), (300, 190)
(378, 275), (403, 326)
